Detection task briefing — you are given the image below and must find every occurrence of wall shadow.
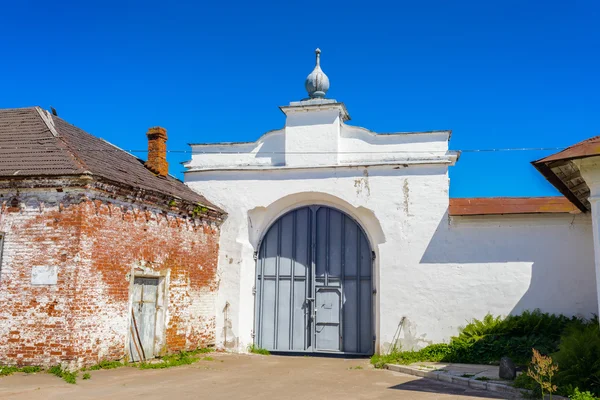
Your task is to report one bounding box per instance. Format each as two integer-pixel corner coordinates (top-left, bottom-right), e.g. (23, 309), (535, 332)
(388, 379), (506, 398)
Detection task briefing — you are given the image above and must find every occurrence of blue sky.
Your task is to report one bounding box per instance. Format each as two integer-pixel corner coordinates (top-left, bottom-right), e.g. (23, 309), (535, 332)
(1, 1), (598, 197)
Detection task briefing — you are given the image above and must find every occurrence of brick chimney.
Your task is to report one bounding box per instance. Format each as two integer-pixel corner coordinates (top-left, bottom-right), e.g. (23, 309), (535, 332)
(145, 127), (168, 177)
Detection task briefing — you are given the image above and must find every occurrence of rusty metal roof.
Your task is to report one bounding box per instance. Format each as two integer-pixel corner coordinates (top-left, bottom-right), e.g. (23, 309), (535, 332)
(449, 197), (580, 216)
(535, 136), (600, 163)
(532, 136), (600, 213)
(0, 107), (222, 212)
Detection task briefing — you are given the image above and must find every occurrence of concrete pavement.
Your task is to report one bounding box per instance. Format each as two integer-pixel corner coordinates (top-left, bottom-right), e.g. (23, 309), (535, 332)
(0, 353), (516, 400)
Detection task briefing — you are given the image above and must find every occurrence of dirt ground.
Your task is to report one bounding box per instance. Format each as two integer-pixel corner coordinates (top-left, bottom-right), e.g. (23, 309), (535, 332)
(0, 353), (513, 400)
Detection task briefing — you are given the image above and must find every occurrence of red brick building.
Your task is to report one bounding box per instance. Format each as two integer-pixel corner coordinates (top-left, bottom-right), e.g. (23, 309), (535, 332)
(0, 107), (225, 368)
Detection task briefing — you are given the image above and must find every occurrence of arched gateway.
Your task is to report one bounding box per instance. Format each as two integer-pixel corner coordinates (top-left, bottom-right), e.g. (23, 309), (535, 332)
(254, 205), (374, 355)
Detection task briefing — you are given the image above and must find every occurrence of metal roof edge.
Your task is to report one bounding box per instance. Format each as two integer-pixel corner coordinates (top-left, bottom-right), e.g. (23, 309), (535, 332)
(531, 160), (588, 213)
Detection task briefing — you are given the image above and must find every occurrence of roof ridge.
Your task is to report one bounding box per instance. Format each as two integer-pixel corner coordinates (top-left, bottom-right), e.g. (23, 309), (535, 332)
(34, 107), (59, 137)
(33, 109), (89, 174)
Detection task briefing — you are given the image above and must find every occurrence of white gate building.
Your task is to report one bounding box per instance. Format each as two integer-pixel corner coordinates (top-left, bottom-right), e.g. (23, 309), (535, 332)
(184, 50), (597, 354)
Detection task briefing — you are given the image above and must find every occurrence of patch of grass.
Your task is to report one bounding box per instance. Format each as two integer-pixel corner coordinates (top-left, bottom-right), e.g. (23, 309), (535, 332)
(247, 344), (270, 355)
(202, 356), (214, 361)
(49, 365), (77, 384)
(0, 365), (42, 377)
(0, 367), (19, 377)
(348, 366), (363, 370)
(88, 360), (124, 371)
(138, 351), (197, 370)
(20, 366), (41, 374)
(188, 347), (214, 355)
(462, 373), (474, 378)
(371, 343), (451, 368)
(82, 373), (91, 380)
(475, 376), (491, 381)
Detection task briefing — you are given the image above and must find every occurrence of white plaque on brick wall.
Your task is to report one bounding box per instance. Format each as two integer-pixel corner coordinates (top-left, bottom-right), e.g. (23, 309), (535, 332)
(31, 266), (58, 285)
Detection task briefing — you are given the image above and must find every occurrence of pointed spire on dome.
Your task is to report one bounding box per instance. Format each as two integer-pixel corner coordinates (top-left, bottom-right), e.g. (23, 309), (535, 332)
(305, 48), (330, 99)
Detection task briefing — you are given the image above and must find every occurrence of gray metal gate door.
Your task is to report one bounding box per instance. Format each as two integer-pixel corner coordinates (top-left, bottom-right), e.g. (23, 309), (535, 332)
(129, 277), (159, 361)
(255, 206), (373, 355)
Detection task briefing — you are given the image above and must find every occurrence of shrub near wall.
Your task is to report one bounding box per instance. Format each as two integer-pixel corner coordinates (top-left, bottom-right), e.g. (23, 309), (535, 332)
(371, 310), (600, 396)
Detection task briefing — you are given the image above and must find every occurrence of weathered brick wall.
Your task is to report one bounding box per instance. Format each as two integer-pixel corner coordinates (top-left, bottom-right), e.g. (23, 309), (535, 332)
(0, 188), (220, 368)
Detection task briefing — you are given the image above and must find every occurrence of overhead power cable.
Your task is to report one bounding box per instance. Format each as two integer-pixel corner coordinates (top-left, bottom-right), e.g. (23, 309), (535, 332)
(0, 146), (567, 154)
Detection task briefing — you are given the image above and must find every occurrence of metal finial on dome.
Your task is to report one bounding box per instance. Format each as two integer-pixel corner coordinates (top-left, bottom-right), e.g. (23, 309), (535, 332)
(305, 48), (330, 99)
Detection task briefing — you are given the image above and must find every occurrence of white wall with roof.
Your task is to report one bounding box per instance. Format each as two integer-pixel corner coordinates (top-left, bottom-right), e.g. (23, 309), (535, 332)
(184, 54), (598, 352)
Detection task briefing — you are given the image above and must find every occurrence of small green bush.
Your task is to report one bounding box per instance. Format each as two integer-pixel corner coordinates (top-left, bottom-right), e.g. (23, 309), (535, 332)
(82, 373), (91, 380)
(553, 324), (600, 396)
(570, 388), (599, 400)
(369, 310), (600, 397)
(418, 343), (452, 361)
(446, 310), (579, 365)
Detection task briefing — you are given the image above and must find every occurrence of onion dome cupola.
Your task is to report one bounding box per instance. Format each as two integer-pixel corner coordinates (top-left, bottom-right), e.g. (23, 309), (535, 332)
(304, 48), (330, 99)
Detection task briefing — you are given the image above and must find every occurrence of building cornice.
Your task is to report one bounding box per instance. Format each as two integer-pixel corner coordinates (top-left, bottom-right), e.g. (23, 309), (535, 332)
(184, 155), (458, 174)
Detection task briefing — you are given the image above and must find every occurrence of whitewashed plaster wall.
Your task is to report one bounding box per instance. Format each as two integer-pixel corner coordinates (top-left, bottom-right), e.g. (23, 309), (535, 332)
(575, 156), (600, 322)
(185, 164), (453, 353)
(184, 101), (597, 353)
(414, 213), (595, 350)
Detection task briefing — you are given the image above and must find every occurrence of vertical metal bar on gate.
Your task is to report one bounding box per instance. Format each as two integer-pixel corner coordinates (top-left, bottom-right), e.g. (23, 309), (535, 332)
(258, 239), (266, 348)
(274, 220), (281, 349)
(310, 207), (317, 351)
(325, 208), (330, 287)
(356, 226), (361, 353)
(289, 211), (296, 350)
(340, 215), (346, 352)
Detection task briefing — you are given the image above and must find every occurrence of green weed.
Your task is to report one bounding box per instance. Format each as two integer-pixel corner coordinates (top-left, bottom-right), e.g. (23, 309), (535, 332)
(0, 365), (42, 377)
(82, 373), (91, 380)
(0, 367), (19, 377)
(20, 366), (41, 374)
(49, 365), (77, 384)
(371, 343), (451, 368)
(138, 351), (197, 370)
(88, 360), (124, 371)
(570, 388), (599, 400)
(188, 347), (214, 355)
(247, 344), (270, 355)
